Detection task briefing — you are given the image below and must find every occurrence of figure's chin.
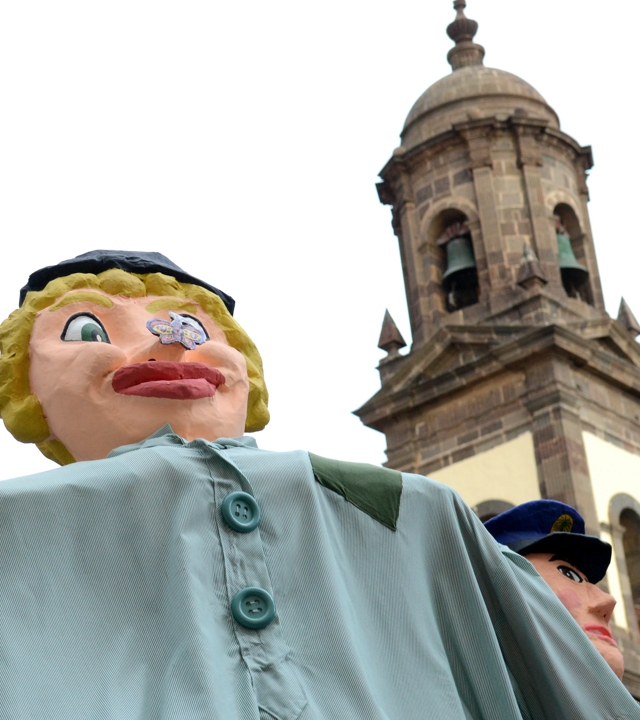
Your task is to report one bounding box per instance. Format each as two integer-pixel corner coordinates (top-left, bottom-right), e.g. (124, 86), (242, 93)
(590, 638), (624, 679)
(56, 403), (247, 462)
(166, 411), (247, 443)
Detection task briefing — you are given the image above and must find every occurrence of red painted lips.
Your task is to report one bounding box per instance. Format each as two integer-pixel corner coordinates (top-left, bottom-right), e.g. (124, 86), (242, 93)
(112, 361), (226, 400)
(584, 623), (617, 646)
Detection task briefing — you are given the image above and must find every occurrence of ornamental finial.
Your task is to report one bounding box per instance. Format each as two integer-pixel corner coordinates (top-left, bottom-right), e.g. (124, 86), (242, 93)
(446, 0), (485, 70)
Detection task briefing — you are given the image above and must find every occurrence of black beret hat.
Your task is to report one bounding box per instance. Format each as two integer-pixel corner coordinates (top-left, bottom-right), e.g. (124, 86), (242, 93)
(19, 250), (235, 315)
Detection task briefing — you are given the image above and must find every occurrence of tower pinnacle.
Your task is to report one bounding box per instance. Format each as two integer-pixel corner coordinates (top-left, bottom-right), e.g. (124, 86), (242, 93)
(446, 1), (485, 71)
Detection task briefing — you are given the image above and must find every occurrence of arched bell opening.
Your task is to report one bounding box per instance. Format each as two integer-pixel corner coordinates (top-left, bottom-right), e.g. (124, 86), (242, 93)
(620, 508), (640, 629)
(429, 209), (479, 312)
(553, 203), (593, 305)
(474, 499), (514, 523)
(442, 231), (478, 312)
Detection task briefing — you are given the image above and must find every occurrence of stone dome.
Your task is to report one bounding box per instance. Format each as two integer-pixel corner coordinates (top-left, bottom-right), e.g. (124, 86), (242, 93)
(401, 65), (560, 151)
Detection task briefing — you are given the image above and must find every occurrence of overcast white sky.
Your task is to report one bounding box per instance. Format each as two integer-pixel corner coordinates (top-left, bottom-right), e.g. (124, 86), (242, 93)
(0, 0), (638, 480)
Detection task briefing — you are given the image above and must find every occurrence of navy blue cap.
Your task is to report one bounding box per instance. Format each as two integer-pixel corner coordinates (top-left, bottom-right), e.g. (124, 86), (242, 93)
(19, 250), (235, 316)
(484, 499), (611, 583)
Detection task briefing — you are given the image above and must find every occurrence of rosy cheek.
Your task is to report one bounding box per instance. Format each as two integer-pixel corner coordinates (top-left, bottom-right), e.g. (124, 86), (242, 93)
(556, 589), (582, 611)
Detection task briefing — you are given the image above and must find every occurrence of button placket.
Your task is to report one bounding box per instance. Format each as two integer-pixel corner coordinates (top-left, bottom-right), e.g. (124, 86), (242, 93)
(195, 440), (310, 720)
(197, 444), (283, 652)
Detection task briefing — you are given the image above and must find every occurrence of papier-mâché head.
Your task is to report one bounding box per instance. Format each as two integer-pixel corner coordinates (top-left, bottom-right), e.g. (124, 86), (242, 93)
(0, 250), (269, 464)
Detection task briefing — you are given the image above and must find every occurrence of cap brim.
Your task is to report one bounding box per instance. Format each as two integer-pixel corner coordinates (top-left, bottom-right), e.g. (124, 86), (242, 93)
(508, 532), (611, 584)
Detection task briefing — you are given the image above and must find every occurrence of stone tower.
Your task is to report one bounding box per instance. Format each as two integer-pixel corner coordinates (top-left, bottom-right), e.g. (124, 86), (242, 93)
(356, 0), (640, 692)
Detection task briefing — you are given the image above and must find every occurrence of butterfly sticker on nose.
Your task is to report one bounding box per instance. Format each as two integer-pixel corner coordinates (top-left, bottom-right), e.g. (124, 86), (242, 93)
(146, 312), (208, 350)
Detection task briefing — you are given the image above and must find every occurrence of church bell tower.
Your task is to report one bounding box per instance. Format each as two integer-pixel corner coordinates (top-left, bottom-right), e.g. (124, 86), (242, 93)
(356, 1), (640, 691)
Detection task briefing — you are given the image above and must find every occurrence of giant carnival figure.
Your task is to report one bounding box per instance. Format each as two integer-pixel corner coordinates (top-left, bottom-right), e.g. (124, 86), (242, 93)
(485, 500), (625, 680)
(0, 250), (636, 719)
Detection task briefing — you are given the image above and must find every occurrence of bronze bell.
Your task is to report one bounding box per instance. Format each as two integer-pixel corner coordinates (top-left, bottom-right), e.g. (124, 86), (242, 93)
(442, 235), (477, 282)
(556, 229), (588, 289)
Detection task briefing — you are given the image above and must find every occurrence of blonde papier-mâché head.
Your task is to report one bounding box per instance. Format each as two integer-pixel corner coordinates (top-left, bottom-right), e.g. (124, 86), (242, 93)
(0, 269), (269, 465)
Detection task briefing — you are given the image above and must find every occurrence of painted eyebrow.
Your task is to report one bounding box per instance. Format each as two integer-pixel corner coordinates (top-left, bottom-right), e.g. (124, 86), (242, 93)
(144, 299), (199, 315)
(49, 293), (114, 312)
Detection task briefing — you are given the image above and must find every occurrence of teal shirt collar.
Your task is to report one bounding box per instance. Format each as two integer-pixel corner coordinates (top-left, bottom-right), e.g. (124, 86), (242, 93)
(107, 424), (258, 459)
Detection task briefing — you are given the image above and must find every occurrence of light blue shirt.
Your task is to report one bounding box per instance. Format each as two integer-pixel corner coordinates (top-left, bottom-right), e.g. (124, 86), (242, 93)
(0, 426), (636, 719)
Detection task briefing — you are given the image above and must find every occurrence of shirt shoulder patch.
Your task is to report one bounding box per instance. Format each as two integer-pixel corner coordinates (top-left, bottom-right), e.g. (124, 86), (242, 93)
(308, 453), (402, 531)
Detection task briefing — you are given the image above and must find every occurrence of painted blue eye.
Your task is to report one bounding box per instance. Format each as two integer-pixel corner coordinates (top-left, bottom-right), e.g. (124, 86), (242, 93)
(62, 313), (111, 343)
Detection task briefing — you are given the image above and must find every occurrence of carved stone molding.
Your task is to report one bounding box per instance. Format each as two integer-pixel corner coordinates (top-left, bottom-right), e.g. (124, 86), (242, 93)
(457, 123), (495, 169)
(514, 130), (543, 168)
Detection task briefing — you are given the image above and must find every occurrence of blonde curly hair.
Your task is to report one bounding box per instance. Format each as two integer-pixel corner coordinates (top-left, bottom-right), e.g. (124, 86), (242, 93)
(0, 268), (269, 466)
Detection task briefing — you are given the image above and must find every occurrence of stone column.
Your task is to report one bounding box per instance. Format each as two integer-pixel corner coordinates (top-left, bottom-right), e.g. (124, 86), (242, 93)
(512, 121), (563, 288)
(524, 351), (600, 537)
(575, 152), (606, 311)
(392, 167), (428, 346)
(459, 125), (508, 296)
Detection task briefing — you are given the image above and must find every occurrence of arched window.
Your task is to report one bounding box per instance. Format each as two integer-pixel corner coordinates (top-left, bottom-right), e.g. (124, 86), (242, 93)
(437, 219), (479, 312)
(553, 204), (593, 304)
(474, 499), (514, 523)
(620, 508), (640, 626)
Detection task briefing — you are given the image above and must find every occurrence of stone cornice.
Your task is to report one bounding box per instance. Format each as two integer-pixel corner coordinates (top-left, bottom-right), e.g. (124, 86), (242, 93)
(376, 116), (593, 210)
(401, 94), (560, 144)
(355, 323), (640, 431)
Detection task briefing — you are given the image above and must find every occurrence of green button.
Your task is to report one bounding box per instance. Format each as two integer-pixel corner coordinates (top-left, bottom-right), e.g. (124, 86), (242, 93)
(221, 491), (261, 533)
(231, 587), (276, 629)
